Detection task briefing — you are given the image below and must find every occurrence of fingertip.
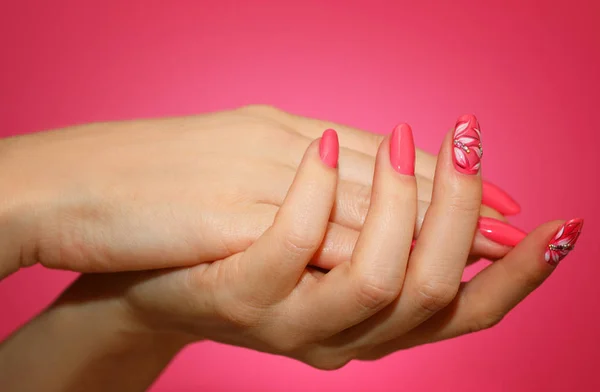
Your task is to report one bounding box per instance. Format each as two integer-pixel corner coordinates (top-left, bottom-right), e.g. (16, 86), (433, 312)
(478, 217), (526, 247)
(482, 181), (521, 215)
(452, 114), (482, 176)
(389, 123), (415, 175)
(542, 218), (584, 267)
(319, 129), (339, 168)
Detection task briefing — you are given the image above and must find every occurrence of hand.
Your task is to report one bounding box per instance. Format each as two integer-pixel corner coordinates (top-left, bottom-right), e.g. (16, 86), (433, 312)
(67, 118), (573, 369)
(0, 106), (518, 276)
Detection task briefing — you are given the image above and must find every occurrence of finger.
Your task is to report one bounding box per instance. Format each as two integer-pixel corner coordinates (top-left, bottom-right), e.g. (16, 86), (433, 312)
(249, 104), (516, 229)
(482, 181), (521, 216)
(227, 206), (359, 271)
(362, 219), (584, 358)
(288, 124), (417, 338)
(281, 109), (519, 215)
(403, 114), (483, 315)
(238, 130), (338, 303)
(331, 115), (484, 350)
(289, 119), (517, 220)
(330, 187), (516, 262)
(247, 191), (515, 273)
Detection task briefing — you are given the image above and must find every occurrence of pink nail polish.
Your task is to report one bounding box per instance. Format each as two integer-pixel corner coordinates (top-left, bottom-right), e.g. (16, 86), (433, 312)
(389, 123), (415, 175)
(452, 114), (482, 175)
(482, 181), (521, 216)
(319, 129), (339, 168)
(545, 218), (584, 266)
(478, 217), (526, 247)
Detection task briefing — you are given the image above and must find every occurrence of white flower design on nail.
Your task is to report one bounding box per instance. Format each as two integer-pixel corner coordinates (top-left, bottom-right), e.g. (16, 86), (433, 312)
(544, 218), (584, 266)
(453, 115), (482, 175)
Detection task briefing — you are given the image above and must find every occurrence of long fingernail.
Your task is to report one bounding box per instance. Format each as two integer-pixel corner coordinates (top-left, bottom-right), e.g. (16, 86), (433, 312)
(319, 129), (339, 168)
(452, 114), (482, 175)
(478, 217), (526, 247)
(482, 181), (521, 215)
(390, 123), (415, 175)
(545, 218), (584, 266)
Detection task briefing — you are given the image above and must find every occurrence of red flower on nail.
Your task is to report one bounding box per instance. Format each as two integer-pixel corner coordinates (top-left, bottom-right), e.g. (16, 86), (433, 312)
(545, 219), (584, 266)
(453, 116), (482, 174)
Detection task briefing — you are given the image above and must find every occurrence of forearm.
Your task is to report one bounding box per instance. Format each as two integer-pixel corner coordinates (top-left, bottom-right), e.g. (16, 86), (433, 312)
(0, 277), (190, 392)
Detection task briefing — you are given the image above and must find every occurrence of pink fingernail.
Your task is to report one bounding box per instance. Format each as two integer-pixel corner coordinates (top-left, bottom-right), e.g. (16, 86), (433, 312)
(478, 217), (527, 247)
(482, 181), (521, 216)
(390, 123), (415, 175)
(319, 129), (339, 168)
(452, 114), (482, 175)
(545, 218), (584, 266)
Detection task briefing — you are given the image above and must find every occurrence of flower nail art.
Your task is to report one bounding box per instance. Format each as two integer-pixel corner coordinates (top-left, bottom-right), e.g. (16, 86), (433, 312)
(453, 114), (482, 175)
(545, 218), (584, 266)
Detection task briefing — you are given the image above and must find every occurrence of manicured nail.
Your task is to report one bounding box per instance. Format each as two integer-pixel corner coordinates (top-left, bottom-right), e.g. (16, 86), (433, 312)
(482, 181), (521, 216)
(545, 218), (584, 266)
(319, 129), (339, 168)
(452, 114), (482, 175)
(478, 217), (526, 247)
(390, 123), (415, 175)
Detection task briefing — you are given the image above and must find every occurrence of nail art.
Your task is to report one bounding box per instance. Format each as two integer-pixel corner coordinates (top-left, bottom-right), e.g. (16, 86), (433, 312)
(478, 217), (526, 247)
(390, 123), (415, 175)
(453, 114), (482, 175)
(482, 181), (521, 216)
(319, 129), (339, 168)
(545, 218), (584, 266)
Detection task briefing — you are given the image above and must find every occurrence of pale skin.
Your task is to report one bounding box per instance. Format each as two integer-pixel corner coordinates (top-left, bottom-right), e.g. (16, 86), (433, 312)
(0, 106), (563, 391)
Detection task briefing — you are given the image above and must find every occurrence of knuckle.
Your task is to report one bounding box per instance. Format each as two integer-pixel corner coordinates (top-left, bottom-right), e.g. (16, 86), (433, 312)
(446, 194), (481, 216)
(280, 230), (321, 259)
(309, 356), (352, 371)
(353, 185), (372, 224)
(269, 335), (303, 353)
(468, 309), (505, 333)
(414, 280), (457, 314)
(299, 347), (355, 370)
(354, 275), (399, 311)
(237, 104), (283, 116)
(216, 298), (269, 330)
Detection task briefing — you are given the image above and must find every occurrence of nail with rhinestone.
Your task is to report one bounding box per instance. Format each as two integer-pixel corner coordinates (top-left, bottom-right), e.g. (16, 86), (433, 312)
(452, 114), (482, 175)
(545, 218), (584, 266)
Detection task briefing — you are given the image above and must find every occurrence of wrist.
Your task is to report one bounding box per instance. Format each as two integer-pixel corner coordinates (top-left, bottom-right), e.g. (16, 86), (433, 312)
(0, 136), (32, 278)
(56, 273), (195, 349)
(0, 274), (192, 392)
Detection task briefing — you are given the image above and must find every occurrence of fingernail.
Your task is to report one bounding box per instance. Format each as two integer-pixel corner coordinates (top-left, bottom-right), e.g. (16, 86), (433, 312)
(545, 218), (584, 266)
(478, 217), (526, 247)
(390, 123), (415, 175)
(319, 129), (339, 168)
(452, 114), (482, 175)
(482, 181), (521, 215)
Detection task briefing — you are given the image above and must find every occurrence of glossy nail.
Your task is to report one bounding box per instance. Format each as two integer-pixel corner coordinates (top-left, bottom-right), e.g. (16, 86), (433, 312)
(319, 129), (339, 168)
(482, 181), (521, 216)
(545, 218), (584, 266)
(452, 114), (482, 175)
(390, 123), (415, 175)
(478, 217), (526, 247)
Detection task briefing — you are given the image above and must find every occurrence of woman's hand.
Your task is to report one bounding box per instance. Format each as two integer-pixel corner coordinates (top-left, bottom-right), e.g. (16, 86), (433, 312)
(0, 106), (519, 277)
(56, 117), (573, 371)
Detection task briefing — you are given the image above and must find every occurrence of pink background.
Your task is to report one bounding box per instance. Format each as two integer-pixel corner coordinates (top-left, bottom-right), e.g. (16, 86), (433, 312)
(1, 1), (599, 391)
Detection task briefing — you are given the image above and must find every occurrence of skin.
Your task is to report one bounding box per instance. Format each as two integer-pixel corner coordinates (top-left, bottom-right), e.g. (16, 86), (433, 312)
(1, 107), (552, 391)
(0, 105), (508, 278)
(0, 115), (566, 392)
